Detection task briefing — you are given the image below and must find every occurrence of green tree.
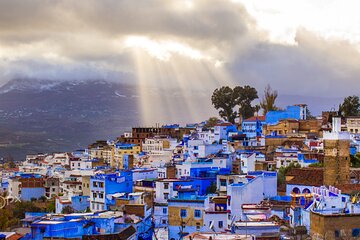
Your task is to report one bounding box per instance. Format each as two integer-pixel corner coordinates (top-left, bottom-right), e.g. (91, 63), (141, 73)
(306, 108), (316, 120)
(236, 85), (259, 120)
(204, 117), (221, 128)
(62, 205), (75, 214)
(0, 209), (11, 231)
(206, 182), (217, 194)
(46, 201), (56, 213)
(12, 201), (42, 219)
(277, 162), (301, 185)
(308, 162), (323, 168)
(211, 85), (258, 123)
(351, 153), (360, 168)
(39, 196), (47, 202)
(260, 84), (278, 115)
(339, 95), (360, 117)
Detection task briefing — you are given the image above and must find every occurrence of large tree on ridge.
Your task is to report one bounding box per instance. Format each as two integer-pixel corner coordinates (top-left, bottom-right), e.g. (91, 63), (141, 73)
(211, 85), (258, 123)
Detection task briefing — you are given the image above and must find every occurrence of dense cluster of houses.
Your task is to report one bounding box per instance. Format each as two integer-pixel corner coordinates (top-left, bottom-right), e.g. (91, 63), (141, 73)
(1, 104), (360, 240)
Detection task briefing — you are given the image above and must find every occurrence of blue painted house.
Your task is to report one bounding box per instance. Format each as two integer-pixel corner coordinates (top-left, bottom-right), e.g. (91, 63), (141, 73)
(56, 195), (90, 213)
(242, 116), (266, 138)
(266, 104), (307, 124)
(90, 171), (133, 211)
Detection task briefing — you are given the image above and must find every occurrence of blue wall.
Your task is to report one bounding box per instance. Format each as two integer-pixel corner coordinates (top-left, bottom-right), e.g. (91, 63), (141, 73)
(266, 106), (302, 124)
(21, 187), (45, 201)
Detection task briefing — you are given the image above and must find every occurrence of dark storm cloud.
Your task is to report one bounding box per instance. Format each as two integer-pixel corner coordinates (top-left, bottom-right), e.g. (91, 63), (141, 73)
(0, 0), (359, 107)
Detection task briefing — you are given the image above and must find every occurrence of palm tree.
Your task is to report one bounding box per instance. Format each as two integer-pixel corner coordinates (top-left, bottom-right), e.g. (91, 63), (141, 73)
(260, 84), (278, 115)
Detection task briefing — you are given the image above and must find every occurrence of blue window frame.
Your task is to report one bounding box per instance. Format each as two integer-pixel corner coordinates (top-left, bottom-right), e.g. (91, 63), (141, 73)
(163, 208), (167, 214)
(194, 209), (201, 218)
(180, 209), (187, 218)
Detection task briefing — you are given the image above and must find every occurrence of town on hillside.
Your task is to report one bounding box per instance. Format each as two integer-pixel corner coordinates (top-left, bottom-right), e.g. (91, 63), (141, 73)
(1, 88), (360, 240)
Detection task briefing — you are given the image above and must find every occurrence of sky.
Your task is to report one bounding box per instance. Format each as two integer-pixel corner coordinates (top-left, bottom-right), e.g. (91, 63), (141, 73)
(1, 0), (360, 123)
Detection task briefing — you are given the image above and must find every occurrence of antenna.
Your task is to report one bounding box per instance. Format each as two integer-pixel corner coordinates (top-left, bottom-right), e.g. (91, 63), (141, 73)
(209, 220), (214, 231)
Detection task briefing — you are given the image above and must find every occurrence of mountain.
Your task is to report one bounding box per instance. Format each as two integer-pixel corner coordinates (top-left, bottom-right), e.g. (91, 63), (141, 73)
(0, 79), (141, 160)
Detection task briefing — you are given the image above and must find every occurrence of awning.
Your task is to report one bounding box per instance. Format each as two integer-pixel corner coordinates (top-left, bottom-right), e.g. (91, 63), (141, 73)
(246, 214), (267, 221)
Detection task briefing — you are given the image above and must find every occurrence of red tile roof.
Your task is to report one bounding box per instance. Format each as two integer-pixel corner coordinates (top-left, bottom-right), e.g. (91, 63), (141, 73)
(335, 184), (360, 194)
(286, 168), (324, 186)
(7, 233), (23, 240)
(244, 116), (266, 122)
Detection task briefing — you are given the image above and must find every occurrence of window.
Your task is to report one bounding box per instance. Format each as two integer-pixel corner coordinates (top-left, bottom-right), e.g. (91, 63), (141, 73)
(163, 208), (167, 214)
(93, 182), (98, 187)
(342, 197), (346, 202)
(164, 193), (169, 200)
(218, 221), (223, 228)
(93, 193), (97, 198)
(220, 179), (227, 186)
(335, 230), (340, 238)
(196, 222), (201, 231)
(180, 209), (187, 218)
(162, 219), (167, 224)
(164, 183), (169, 189)
(194, 209), (201, 218)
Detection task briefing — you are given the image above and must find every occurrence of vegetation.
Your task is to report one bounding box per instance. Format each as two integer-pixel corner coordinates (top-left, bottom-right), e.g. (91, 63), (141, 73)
(62, 205), (75, 214)
(206, 182), (217, 194)
(204, 117), (221, 128)
(211, 85), (258, 123)
(306, 108), (316, 119)
(12, 201), (42, 219)
(46, 200), (56, 213)
(351, 153), (360, 168)
(277, 163), (301, 185)
(339, 95), (360, 117)
(308, 162), (323, 168)
(39, 196), (47, 202)
(260, 84), (279, 114)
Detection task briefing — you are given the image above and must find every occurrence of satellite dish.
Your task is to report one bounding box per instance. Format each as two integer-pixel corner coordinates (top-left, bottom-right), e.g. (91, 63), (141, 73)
(230, 215), (236, 226)
(209, 221), (214, 231)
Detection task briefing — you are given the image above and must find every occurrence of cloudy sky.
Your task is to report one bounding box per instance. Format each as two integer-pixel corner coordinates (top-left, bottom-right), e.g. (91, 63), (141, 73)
(1, 0), (360, 123)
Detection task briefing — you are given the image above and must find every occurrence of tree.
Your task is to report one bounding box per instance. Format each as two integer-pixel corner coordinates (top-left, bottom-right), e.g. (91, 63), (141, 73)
(12, 201), (41, 219)
(236, 85), (259, 120)
(204, 117), (221, 129)
(211, 86), (238, 123)
(211, 85), (258, 123)
(277, 162), (301, 185)
(206, 182), (217, 194)
(351, 153), (360, 168)
(306, 108), (316, 120)
(46, 201), (55, 213)
(0, 209), (11, 231)
(339, 95), (360, 117)
(39, 196), (47, 202)
(260, 84), (278, 115)
(62, 205), (75, 214)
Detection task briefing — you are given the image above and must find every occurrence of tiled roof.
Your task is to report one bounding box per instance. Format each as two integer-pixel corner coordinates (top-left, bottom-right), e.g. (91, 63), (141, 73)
(7, 233), (23, 240)
(286, 168), (323, 186)
(335, 184), (360, 194)
(243, 116), (266, 122)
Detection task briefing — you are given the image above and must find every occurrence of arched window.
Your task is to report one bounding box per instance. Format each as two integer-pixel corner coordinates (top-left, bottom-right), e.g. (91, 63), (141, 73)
(302, 188), (310, 194)
(292, 187), (300, 194)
